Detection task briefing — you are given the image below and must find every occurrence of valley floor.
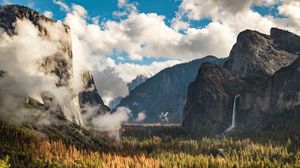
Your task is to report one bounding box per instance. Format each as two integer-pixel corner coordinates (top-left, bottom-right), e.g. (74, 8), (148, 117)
(0, 122), (300, 168)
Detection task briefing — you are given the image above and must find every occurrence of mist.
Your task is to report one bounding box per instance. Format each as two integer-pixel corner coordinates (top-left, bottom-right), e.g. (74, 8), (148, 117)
(0, 15), (133, 136)
(0, 18), (84, 126)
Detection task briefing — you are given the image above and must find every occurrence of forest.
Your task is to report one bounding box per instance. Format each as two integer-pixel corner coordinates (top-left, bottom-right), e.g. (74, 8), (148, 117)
(1, 122), (299, 168)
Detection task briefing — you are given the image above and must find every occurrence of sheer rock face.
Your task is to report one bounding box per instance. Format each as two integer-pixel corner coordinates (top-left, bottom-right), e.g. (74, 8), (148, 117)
(0, 5), (54, 35)
(182, 63), (244, 136)
(183, 28), (300, 137)
(117, 56), (226, 123)
(224, 28), (300, 128)
(224, 29), (298, 78)
(127, 75), (148, 92)
(271, 58), (300, 113)
(78, 72), (110, 125)
(0, 5), (73, 86)
(0, 5), (109, 127)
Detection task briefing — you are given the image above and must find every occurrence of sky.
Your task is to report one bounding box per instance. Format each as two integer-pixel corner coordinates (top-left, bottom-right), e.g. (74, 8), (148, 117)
(1, 0), (300, 104)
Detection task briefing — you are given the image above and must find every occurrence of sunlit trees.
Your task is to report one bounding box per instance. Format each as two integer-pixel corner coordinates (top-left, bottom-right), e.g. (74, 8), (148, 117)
(0, 122), (299, 167)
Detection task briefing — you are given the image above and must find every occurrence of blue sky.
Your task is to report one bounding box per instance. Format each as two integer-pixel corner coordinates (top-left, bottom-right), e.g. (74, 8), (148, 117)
(0, 0), (286, 66)
(1, 0), (298, 103)
(3, 0), (281, 27)
(1, 0), (183, 65)
(2, 0), (180, 24)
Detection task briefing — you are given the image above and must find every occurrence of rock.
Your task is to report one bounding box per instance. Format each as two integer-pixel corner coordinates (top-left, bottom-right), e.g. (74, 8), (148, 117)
(127, 75), (148, 92)
(79, 72), (110, 125)
(117, 56), (226, 123)
(182, 63), (244, 136)
(183, 28), (300, 137)
(0, 5), (73, 86)
(271, 58), (300, 113)
(0, 5), (109, 127)
(224, 29), (297, 78)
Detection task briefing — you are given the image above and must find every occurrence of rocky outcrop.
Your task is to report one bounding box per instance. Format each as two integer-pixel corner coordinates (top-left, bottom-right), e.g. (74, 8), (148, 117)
(224, 29), (297, 78)
(0, 5), (73, 86)
(233, 29), (300, 129)
(0, 5), (109, 127)
(182, 63), (244, 136)
(271, 58), (300, 113)
(79, 72), (110, 125)
(183, 28), (300, 137)
(127, 75), (148, 92)
(117, 56), (226, 123)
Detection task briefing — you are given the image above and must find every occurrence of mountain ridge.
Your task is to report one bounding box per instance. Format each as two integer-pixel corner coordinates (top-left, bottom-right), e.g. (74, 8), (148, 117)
(183, 27), (300, 137)
(117, 55), (226, 123)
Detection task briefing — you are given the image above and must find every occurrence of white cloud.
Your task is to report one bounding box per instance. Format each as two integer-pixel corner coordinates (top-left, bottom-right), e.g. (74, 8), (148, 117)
(53, 0), (70, 12)
(177, 0), (277, 21)
(0, 19), (84, 126)
(278, 0), (300, 28)
(43, 11), (53, 18)
(169, 0), (300, 59)
(91, 58), (180, 104)
(57, 1), (300, 106)
(63, 4), (182, 104)
(113, 60), (181, 82)
(135, 111), (146, 122)
(114, 0), (137, 17)
(91, 106), (130, 130)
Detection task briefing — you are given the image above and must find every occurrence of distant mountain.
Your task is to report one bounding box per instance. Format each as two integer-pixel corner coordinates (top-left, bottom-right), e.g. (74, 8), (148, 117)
(127, 75), (148, 92)
(108, 75), (148, 109)
(117, 56), (226, 123)
(183, 28), (300, 137)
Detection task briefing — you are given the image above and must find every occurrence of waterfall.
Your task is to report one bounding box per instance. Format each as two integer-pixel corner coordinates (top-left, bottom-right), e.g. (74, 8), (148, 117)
(225, 95), (240, 133)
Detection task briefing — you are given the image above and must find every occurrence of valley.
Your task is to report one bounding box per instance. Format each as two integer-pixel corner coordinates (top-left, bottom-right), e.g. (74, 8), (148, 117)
(0, 2), (300, 168)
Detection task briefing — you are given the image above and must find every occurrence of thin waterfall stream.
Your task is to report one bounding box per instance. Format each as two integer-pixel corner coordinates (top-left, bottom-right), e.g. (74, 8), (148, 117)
(224, 95), (240, 133)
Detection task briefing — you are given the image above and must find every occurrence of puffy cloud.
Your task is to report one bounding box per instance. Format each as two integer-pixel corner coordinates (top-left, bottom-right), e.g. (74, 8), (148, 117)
(0, 19), (84, 125)
(278, 0), (300, 28)
(63, 1), (298, 65)
(53, 0), (70, 12)
(91, 106), (130, 130)
(114, 0), (137, 16)
(57, 1), (300, 105)
(43, 11), (53, 18)
(92, 67), (129, 104)
(178, 0), (277, 21)
(113, 60), (181, 83)
(170, 0), (300, 59)
(63, 4), (181, 104)
(91, 58), (180, 104)
(135, 111), (146, 122)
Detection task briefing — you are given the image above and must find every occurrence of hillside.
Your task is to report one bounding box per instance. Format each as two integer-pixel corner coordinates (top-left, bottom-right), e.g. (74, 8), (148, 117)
(117, 56), (226, 123)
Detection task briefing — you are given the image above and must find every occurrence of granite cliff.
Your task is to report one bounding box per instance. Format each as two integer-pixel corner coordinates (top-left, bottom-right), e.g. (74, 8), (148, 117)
(183, 28), (300, 137)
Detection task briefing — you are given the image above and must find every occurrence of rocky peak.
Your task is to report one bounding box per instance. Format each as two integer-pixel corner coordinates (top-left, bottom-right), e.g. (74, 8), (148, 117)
(270, 28), (300, 55)
(127, 75), (148, 92)
(117, 56), (226, 123)
(0, 5), (72, 87)
(0, 5), (68, 35)
(183, 28), (300, 137)
(79, 72), (110, 113)
(0, 5), (110, 127)
(224, 28), (298, 78)
(182, 63), (244, 136)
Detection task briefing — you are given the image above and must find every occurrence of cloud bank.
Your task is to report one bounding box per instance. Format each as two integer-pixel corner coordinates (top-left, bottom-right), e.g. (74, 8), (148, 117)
(0, 18), (83, 126)
(53, 0), (300, 105)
